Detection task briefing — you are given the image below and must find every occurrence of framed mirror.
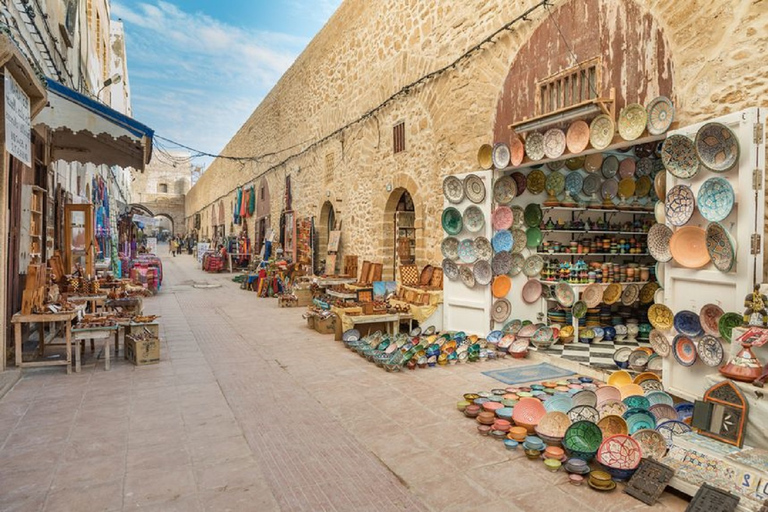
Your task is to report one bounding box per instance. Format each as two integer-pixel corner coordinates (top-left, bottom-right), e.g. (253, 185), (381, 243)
(692, 380), (748, 448)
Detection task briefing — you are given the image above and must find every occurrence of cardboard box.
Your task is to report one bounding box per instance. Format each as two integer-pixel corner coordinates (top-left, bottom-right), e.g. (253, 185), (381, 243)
(124, 335), (160, 365)
(314, 315), (337, 335)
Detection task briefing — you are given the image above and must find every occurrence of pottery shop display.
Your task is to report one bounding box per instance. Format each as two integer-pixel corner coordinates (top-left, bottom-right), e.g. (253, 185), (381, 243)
(492, 142), (511, 169)
(463, 205), (485, 233)
(443, 175), (465, 204)
(646, 96), (675, 135)
(565, 156), (585, 171)
(525, 132), (546, 161)
(695, 122), (740, 173)
(670, 226), (710, 269)
(464, 174), (487, 204)
(621, 284), (640, 306)
(493, 176), (518, 205)
(618, 158), (636, 179)
(697, 177), (735, 222)
(543, 128), (567, 159)
(648, 223), (673, 262)
(665, 185), (695, 226)
(655, 420), (692, 448)
(673, 310), (703, 337)
(672, 334), (697, 367)
(566, 120), (590, 154)
(568, 405), (600, 424)
(582, 283), (603, 308)
(661, 135), (699, 179)
(618, 103), (647, 141)
(706, 221), (737, 272)
(590, 115), (615, 150)
(477, 144), (493, 170)
(696, 335), (725, 367)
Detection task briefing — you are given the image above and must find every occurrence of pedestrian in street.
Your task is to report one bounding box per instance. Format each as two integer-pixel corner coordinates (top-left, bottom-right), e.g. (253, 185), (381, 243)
(171, 237), (178, 257)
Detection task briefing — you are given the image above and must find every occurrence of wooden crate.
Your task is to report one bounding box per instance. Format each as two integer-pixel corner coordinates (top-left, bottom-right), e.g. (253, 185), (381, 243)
(314, 315), (337, 335)
(124, 334), (160, 365)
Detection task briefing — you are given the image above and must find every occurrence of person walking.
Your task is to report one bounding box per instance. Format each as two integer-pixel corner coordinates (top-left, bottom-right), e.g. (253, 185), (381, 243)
(171, 237), (178, 257)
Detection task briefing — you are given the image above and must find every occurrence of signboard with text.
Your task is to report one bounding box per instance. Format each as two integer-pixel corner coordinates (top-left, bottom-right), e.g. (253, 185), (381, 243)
(145, 237), (157, 255)
(197, 243), (210, 263)
(4, 69), (31, 166)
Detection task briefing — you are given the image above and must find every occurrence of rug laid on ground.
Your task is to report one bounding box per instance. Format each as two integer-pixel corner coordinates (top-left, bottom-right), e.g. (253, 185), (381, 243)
(482, 362), (576, 385)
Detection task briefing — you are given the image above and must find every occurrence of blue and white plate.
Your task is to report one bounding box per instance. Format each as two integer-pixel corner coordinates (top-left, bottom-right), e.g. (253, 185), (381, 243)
(665, 185), (695, 226)
(492, 230), (513, 253)
(697, 177), (735, 222)
(674, 310), (703, 337)
(656, 420), (692, 447)
(458, 239), (477, 263)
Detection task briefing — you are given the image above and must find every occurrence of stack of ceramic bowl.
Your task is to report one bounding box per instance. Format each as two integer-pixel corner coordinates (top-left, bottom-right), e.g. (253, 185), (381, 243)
(588, 470), (616, 492)
(464, 404), (481, 418)
(507, 426), (527, 443)
(596, 434), (642, 481)
(544, 446), (566, 462)
(544, 458), (562, 472)
(503, 439), (519, 450)
(523, 435), (545, 459)
(477, 411), (495, 426)
(564, 458), (590, 475)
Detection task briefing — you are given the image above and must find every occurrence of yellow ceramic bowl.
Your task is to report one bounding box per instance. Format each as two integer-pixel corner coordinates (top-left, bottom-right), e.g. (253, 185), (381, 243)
(607, 370), (632, 387)
(619, 383), (645, 399)
(633, 371), (661, 385)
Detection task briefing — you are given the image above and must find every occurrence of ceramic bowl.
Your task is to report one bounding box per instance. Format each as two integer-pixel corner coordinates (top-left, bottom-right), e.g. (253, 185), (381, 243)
(477, 424), (492, 435)
(535, 411), (572, 438)
(612, 347), (633, 369)
(569, 474), (584, 486)
(504, 439), (519, 450)
(512, 398), (547, 433)
(525, 448), (542, 460)
(544, 458), (562, 472)
(563, 421), (603, 462)
(597, 434), (642, 476)
(508, 426), (528, 441)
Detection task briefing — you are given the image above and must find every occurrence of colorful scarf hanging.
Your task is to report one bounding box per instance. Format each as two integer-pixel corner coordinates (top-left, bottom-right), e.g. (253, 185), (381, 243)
(248, 185), (256, 216)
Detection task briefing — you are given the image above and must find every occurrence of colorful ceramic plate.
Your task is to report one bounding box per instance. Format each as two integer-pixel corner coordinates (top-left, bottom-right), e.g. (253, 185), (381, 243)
(510, 136), (525, 166)
(522, 279), (543, 304)
(526, 227), (543, 248)
(645, 391), (674, 408)
(648, 223), (673, 263)
(670, 226), (710, 269)
(492, 206), (514, 230)
(443, 176), (464, 204)
(618, 103), (647, 141)
(621, 284), (640, 306)
(674, 310), (704, 337)
(572, 300), (587, 319)
(510, 227), (527, 254)
(697, 177), (735, 222)
(527, 169), (546, 195)
(463, 205), (485, 233)
(492, 230), (513, 253)
(493, 176), (518, 206)
(590, 115), (615, 150)
(632, 429), (667, 460)
(555, 281), (576, 308)
(511, 206), (526, 228)
(582, 283), (604, 308)
(525, 132), (546, 161)
(524, 203), (543, 228)
(492, 298), (512, 323)
(568, 405), (600, 424)
(474, 260), (492, 286)
(706, 221), (736, 272)
(601, 155), (619, 179)
(509, 253), (525, 276)
(646, 96), (675, 135)
(654, 171), (666, 200)
(441, 237), (459, 260)
(695, 122), (740, 173)
(474, 236), (493, 261)
(648, 304), (674, 331)
(523, 255), (544, 277)
(662, 135), (699, 179)
(442, 207), (462, 235)
(639, 283), (659, 305)
(565, 171), (584, 197)
(566, 120), (590, 154)
(602, 284), (621, 305)
(492, 250), (512, 275)
(492, 274), (512, 298)
(656, 420), (692, 448)
(665, 185), (695, 226)
(601, 179), (619, 201)
(460, 265), (475, 288)
(511, 172), (527, 196)
(718, 312), (743, 343)
(583, 173), (602, 196)
(458, 238), (477, 263)
(598, 415), (629, 438)
(543, 129), (567, 159)
(545, 171), (565, 196)
(492, 142), (511, 169)
(442, 259), (459, 280)
(635, 157), (654, 178)
(598, 399), (628, 419)
(649, 329), (671, 357)
(584, 153), (603, 174)
(696, 335), (725, 367)
(464, 174), (486, 204)
(700, 304), (725, 336)
(477, 144), (493, 170)
(672, 335), (697, 367)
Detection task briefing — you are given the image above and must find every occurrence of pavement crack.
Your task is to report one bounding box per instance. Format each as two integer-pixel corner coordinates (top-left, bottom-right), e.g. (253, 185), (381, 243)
(275, 359), (288, 371)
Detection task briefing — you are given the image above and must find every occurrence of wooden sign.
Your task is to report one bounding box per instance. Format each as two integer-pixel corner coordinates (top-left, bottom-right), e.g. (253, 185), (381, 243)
(328, 230), (341, 252)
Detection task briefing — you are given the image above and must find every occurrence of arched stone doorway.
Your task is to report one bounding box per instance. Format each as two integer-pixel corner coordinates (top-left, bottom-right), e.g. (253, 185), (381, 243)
(383, 187), (417, 280)
(317, 201), (336, 260)
(255, 178), (271, 253)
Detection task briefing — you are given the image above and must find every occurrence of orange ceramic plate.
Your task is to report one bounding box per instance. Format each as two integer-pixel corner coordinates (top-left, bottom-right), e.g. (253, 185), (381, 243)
(492, 275), (512, 298)
(670, 226), (711, 269)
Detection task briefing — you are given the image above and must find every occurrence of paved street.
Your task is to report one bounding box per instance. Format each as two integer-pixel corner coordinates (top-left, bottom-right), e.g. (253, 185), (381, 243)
(0, 252), (690, 511)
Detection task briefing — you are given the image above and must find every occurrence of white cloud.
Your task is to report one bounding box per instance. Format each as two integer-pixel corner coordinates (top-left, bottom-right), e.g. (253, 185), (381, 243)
(112, 1), (321, 167)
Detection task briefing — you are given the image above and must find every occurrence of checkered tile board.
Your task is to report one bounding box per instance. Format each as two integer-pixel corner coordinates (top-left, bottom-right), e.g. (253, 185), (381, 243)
(531, 339), (653, 370)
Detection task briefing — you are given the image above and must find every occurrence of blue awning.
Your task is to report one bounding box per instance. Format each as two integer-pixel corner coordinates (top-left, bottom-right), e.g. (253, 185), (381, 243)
(34, 78), (154, 170)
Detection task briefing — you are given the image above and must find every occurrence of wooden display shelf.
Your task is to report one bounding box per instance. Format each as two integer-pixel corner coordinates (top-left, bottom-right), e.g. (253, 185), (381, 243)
(541, 205), (655, 215)
(536, 252), (650, 257)
(541, 229), (649, 235)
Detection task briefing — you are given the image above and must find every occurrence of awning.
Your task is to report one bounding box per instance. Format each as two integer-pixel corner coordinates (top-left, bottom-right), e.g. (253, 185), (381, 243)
(34, 78), (154, 171)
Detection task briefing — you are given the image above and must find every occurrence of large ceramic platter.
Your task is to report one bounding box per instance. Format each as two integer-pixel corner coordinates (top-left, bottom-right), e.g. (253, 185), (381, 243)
(674, 310), (704, 337)
(583, 173), (602, 196)
(523, 255), (544, 277)
(522, 279), (543, 304)
(603, 284), (622, 305)
(555, 281), (576, 308)
(618, 103), (648, 141)
(510, 136), (525, 166)
(621, 284), (640, 306)
(511, 206), (526, 228)
(509, 253), (525, 276)
(477, 144), (493, 170)
(618, 158), (636, 179)
(648, 304), (674, 331)
(525, 132), (546, 161)
(670, 226), (710, 269)
(706, 221), (736, 272)
(492, 250), (512, 276)
(492, 298), (512, 323)
(601, 155), (619, 179)
(474, 236), (493, 261)
(700, 304), (724, 337)
(511, 227), (527, 254)
(697, 177), (735, 222)
(565, 171), (583, 197)
(458, 238), (477, 263)
(442, 259), (459, 281)
(582, 283), (604, 308)
(543, 129), (567, 159)
(474, 260), (493, 286)
(672, 335), (697, 367)
(639, 282), (659, 305)
(584, 153), (603, 174)
(648, 223), (673, 263)
(695, 122), (740, 173)
(463, 205), (485, 233)
(492, 275), (512, 298)
(442, 207), (462, 235)
(665, 185), (695, 226)
(618, 178), (636, 199)
(524, 203), (543, 228)
(527, 169), (546, 195)
(590, 115), (615, 150)
(635, 176), (652, 198)
(492, 206), (514, 231)
(601, 179), (619, 201)
(460, 265), (475, 288)
(696, 335), (725, 367)
(492, 230), (513, 253)
(649, 329), (671, 357)
(464, 174), (486, 204)
(646, 96), (675, 135)
(526, 227), (543, 248)
(566, 120), (590, 154)
(443, 176), (464, 204)
(545, 171), (565, 196)
(661, 135), (699, 179)
(492, 142), (511, 169)
(511, 172), (527, 196)
(718, 312), (743, 343)
(493, 175), (518, 205)
(441, 237), (459, 260)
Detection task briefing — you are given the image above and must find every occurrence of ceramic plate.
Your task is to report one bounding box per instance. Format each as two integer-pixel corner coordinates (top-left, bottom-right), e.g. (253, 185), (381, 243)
(545, 171), (565, 196)
(601, 155), (619, 179)
(442, 259), (459, 280)
(492, 230), (513, 253)
(632, 429), (668, 460)
(458, 238), (477, 263)
(584, 153), (603, 174)
(582, 283), (604, 308)
(621, 284), (640, 306)
(510, 227), (527, 254)
(648, 304), (674, 331)
(474, 260), (492, 286)
(654, 171), (666, 200)
(526, 227), (543, 248)
(618, 178), (636, 199)
(706, 221), (736, 272)
(695, 122), (740, 173)
(598, 400), (628, 419)
(443, 176), (464, 204)
(601, 179), (619, 201)
(523, 255), (544, 277)
(618, 103), (647, 141)
(474, 236), (493, 261)
(648, 223), (673, 262)
(492, 274), (512, 298)
(649, 329), (671, 357)
(492, 206), (514, 230)
(583, 173), (602, 196)
(511, 172), (527, 196)
(522, 279), (543, 304)
(572, 300), (588, 319)
(464, 174), (486, 204)
(670, 226), (710, 269)
(543, 129), (567, 159)
(460, 265), (475, 288)
(566, 120), (590, 154)
(656, 420), (692, 448)
(548, 160), (566, 171)
(639, 283), (659, 305)
(565, 156), (585, 171)
(635, 157), (653, 178)
(525, 132), (546, 161)
(527, 169), (546, 195)
(568, 405), (600, 424)
(463, 205), (485, 233)
(661, 135), (699, 179)
(700, 304), (724, 337)
(441, 237), (459, 260)
(635, 176), (652, 198)
(493, 176), (518, 205)
(697, 177), (735, 222)
(603, 283), (622, 305)
(492, 250), (512, 276)
(442, 207), (462, 235)
(492, 298), (512, 323)
(654, 201), (666, 224)
(696, 335), (725, 367)
(509, 253), (525, 276)
(511, 206), (526, 228)
(718, 312), (743, 343)
(510, 136), (525, 166)
(674, 310), (703, 337)
(590, 115), (615, 150)
(555, 281), (576, 307)
(665, 185), (695, 226)
(492, 142), (511, 169)
(524, 203), (543, 228)
(649, 404), (679, 424)
(618, 158), (636, 179)
(565, 171), (583, 197)
(477, 144), (493, 170)
(672, 335), (697, 367)
(646, 96), (675, 135)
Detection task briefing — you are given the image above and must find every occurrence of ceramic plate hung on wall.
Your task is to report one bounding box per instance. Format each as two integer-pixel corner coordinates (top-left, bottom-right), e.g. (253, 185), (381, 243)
(566, 120), (590, 154)
(492, 250), (512, 276)
(458, 238), (477, 263)
(492, 142), (511, 169)
(543, 129), (567, 159)
(527, 169), (546, 195)
(441, 236), (459, 260)
(647, 223), (673, 263)
(646, 96), (675, 135)
(618, 103), (648, 141)
(443, 175), (465, 204)
(590, 115), (615, 150)
(442, 207), (462, 235)
(665, 185), (695, 226)
(697, 177), (735, 222)
(493, 175), (518, 205)
(670, 226), (711, 269)
(706, 221), (736, 273)
(601, 155), (620, 179)
(661, 135), (699, 179)
(477, 144), (493, 170)
(464, 174), (486, 204)
(492, 206), (514, 231)
(525, 132), (546, 161)
(695, 122), (740, 173)
(463, 205), (485, 233)
(442, 259), (459, 281)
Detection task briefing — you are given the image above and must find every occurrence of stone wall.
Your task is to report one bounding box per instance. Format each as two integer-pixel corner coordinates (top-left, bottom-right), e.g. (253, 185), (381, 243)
(133, 151), (192, 234)
(186, 0), (768, 276)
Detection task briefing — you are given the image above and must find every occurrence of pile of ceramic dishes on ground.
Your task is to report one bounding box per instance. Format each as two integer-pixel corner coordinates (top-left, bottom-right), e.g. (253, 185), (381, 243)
(646, 302), (742, 369)
(458, 369), (694, 490)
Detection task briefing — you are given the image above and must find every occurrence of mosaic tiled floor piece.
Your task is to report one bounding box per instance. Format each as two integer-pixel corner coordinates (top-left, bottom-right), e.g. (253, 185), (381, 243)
(532, 339), (653, 369)
(482, 362), (575, 385)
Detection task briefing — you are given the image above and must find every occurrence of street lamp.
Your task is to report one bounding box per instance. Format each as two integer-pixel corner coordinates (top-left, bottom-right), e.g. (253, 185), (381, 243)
(97, 74), (122, 100)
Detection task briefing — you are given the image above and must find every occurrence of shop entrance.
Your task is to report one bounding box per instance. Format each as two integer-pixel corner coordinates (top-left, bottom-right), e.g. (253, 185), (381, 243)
(385, 188), (416, 280)
(316, 201), (335, 272)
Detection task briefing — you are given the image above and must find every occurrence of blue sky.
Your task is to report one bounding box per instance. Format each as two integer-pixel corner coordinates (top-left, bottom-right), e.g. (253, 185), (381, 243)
(112, 0), (341, 168)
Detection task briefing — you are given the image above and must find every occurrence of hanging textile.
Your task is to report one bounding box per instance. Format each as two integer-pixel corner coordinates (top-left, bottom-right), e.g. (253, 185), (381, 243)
(248, 185), (256, 216)
(234, 188), (242, 225)
(240, 188), (248, 218)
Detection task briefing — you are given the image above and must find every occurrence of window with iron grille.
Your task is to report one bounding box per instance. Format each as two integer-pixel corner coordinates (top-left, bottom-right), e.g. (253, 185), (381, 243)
(393, 122), (405, 154)
(537, 58), (601, 116)
(324, 153), (334, 184)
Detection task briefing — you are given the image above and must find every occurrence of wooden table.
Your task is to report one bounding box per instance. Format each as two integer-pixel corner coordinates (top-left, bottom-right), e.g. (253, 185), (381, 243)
(11, 311), (77, 374)
(71, 325), (120, 372)
(67, 295), (108, 313)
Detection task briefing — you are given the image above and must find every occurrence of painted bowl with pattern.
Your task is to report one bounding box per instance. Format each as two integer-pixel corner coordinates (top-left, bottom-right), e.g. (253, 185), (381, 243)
(695, 122), (740, 173)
